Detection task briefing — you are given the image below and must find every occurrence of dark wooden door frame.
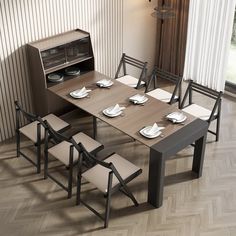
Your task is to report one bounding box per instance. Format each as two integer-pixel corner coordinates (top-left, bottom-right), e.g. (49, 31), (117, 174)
(155, 0), (190, 76)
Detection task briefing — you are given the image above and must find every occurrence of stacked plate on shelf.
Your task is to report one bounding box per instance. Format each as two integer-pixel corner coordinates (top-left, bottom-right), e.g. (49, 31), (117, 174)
(65, 67), (80, 76)
(47, 73), (64, 83)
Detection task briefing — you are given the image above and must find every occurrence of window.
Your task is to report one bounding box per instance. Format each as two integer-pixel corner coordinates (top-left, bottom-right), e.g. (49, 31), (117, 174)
(226, 8), (236, 93)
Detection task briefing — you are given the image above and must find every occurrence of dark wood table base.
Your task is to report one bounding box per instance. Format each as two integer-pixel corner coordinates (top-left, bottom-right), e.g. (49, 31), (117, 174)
(148, 119), (208, 208)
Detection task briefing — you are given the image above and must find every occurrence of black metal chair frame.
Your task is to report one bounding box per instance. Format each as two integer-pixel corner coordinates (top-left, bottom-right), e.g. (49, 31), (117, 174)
(145, 67), (183, 107)
(74, 141), (142, 228)
(180, 80), (223, 141)
(15, 101), (47, 173)
(43, 121), (104, 199)
(115, 53), (148, 89)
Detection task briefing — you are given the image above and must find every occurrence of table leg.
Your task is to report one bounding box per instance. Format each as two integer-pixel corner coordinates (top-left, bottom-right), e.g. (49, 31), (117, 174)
(93, 116), (97, 139)
(192, 134), (207, 177)
(148, 149), (165, 208)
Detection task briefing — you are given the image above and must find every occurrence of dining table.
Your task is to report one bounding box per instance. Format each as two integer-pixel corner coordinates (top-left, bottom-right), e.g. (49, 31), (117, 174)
(48, 70), (208, 208)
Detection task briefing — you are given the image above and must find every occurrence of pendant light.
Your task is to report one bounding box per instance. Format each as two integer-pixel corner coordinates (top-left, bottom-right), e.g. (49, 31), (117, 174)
(149, 0), (175, 19)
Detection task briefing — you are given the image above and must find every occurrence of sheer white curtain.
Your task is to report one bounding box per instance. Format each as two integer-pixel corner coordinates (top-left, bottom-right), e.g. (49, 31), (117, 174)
(183, 0), (236, 91)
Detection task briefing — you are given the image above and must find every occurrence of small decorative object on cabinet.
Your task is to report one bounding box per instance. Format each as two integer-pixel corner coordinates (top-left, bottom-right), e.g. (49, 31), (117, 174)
(27, 29), (94, 116)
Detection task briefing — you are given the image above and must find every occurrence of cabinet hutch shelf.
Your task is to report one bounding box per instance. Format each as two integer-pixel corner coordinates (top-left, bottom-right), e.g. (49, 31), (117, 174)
(27, 29), (94, 116)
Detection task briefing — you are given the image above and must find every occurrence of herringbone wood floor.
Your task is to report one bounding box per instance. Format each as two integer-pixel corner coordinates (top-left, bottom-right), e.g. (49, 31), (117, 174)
(0, 93), (236, 236)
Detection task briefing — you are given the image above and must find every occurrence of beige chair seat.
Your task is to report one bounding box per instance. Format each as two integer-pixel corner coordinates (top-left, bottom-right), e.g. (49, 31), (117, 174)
(182, 104), (217, 121)
(19, 114), (69, 143)
(48, 132), (102, 166)
(82, 153), (141, 193)
(147, 88), (178, 103)
(116, 75), (145, 88)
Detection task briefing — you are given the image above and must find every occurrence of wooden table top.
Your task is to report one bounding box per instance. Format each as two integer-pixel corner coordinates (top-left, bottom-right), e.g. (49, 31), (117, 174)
(48, 71), (196, 148)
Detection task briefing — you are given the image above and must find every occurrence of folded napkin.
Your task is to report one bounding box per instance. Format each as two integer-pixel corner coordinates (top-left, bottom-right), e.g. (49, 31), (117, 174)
(145, 123), (160, 135)
(129, 94), (145, 102)
(72, 87), (91, 96)
(166, 112), (185, 122)
(107, 104), (126, 115)
(97, 79), (112, 86)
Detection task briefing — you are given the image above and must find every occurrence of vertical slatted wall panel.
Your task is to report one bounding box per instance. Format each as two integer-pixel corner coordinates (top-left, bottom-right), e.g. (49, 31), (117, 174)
(0, 0), (123, 142)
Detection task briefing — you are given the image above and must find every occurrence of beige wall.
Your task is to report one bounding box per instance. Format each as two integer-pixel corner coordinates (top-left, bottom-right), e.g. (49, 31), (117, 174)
(123, 0), (157, 73)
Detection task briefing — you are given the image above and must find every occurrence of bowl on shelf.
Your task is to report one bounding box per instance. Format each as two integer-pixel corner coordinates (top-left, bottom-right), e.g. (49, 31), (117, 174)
(47, 73), (64, 83)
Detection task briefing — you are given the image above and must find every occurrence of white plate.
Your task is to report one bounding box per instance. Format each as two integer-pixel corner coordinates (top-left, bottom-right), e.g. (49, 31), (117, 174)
(102, 107), (122, 117)
(96, 80), (114, 88)
(47, 73), (64, 82)
(132, 97), (148, 104)
(69, 91), (88, 99)
(166, 112), (187, 123)
(139, 126), (162, 139)
(129, 94), (148, 104)
(171, 116), (187, 123)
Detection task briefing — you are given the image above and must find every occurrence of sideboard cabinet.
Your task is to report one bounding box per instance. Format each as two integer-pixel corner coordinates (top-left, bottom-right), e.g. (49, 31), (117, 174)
(27, 29), (94, 116)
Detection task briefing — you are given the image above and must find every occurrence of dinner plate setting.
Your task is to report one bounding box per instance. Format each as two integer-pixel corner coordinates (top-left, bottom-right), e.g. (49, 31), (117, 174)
(166, 111), (187, 123)
(47, 73), (64, 83)
(96, 79), (114, 88)
(103, 104), (125, 117)
(69, 87), (91, 99)
(129, 94), (148, 104)
(139, 123), (165, 139)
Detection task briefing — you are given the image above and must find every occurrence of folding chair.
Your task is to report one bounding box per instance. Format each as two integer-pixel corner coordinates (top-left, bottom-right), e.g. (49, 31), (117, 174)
(180, 80), (223, 141)
(115, 53), (148, 89)
(145, 67), (182, 107)
(43, 120), (104, 198)
(75, 142), (142, 228)
(15, 100), (70, 173)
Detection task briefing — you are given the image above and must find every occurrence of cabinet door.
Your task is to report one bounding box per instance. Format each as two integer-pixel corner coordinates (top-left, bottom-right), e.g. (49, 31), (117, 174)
(66, 37), (91, 62)
(41, 45), (66, 70)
